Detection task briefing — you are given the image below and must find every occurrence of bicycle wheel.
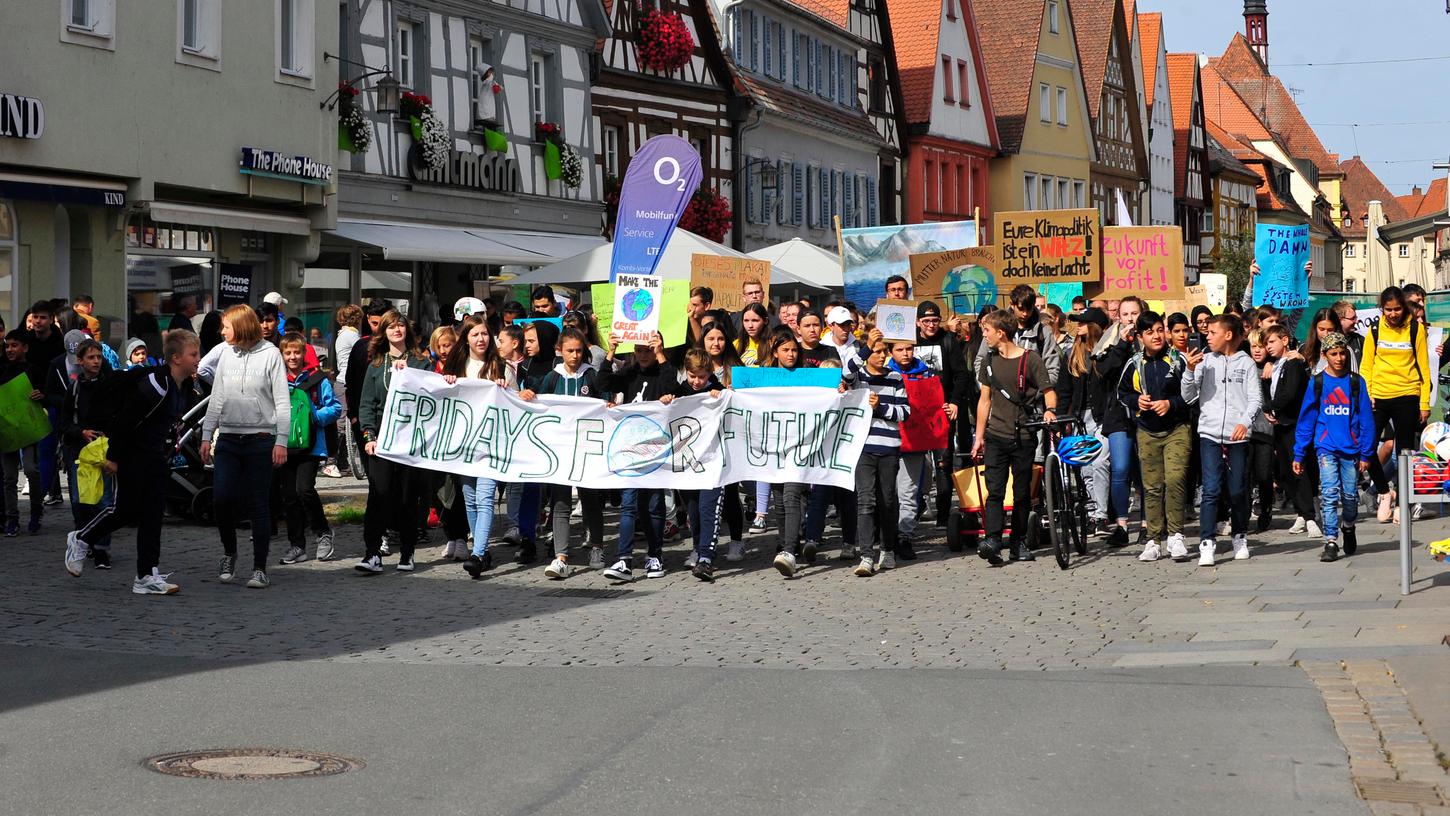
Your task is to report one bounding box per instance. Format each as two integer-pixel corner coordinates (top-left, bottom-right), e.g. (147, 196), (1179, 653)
(1045, 454), (1071, 570)
(1069, 468), (1090, 556)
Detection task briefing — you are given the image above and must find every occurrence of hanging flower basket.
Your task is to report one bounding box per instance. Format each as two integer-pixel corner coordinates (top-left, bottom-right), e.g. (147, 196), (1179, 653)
(636, 7), (694, 72)
(534, 121), (563, 145)
(559, 143), (583, 189)
(335, 84), (372, 153)
(399, 92), (447, 172)
(677, 186), (732, 243)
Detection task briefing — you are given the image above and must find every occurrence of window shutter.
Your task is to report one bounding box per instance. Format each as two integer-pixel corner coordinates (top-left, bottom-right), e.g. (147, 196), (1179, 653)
(774, 160), (785, 222)
(792, 162), (805, 225)
(762, 18), (772, 76)
(830, 170), (840, 223)
(792, 33), (801, 87)
(806, 39), (816, 92)
(750, 11), (761, 71)
(777, 24), (786, 80)
(844, 171), (855, 227)
(732, 10), (742, 65)
(746, 163), (758, 223)
(838, 52), (849, 104)
(866, 176), (878, 226)
(817, 168), (828, 227)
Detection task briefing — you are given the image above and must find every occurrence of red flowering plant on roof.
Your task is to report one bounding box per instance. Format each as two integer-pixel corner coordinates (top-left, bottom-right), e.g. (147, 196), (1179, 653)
(636, 6), (694, 73)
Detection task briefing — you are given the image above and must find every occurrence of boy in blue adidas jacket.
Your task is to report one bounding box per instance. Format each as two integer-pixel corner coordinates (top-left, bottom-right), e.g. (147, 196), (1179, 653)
(1293, 332), (1375, 562)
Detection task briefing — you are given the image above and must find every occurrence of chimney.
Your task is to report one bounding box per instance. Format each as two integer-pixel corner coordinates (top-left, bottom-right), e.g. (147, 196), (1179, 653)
(1412, 185), (1424, 197)
(1244, 1), (1269, 66)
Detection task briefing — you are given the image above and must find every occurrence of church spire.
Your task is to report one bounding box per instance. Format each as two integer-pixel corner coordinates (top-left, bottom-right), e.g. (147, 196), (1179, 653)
(1244, 1), (1269, 66)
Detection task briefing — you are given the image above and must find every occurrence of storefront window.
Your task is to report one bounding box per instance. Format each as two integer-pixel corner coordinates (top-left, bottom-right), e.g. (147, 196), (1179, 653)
(0, 201), (14, 329)
(124, 218), (216, 357)
(300, 251), (414, 354)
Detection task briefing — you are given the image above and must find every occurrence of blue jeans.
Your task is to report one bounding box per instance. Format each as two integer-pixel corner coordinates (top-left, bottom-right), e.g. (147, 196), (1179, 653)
(1107, 431), (1136, 521)
(616, 488), (664, 561)
(1198, 438), (1248, 540)
(804, 485), (856, 545)
(214, 433), (277, 571)
(1317, 453), (1360, 540)
(462, 476), (498, 557)
(516, 483), (541, 543)
(68, 461), (113, 553)
(686, 487), (722, 561)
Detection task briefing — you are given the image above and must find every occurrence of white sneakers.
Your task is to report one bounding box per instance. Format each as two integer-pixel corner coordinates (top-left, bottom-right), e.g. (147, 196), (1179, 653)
(1198, 540), (1216, 566)
(64, 531), (86, 577)
(442, 539), (467, 561)
(1166, 534), (1189, 561)
(1232, 534), (1250, 560)
(773, 551), (797, 577)
(725, 540), (745, 562)
(683, 552), (699, 569)
(1138, 540), (1161, 562)
(853, 556), (876, 577)
(1215, 521), (1232, 537)
(877, 551), (897, 571)
(588, 547), (606, 569)
(132, 569), (179, 595)
(354, 555), (383, 574)
(544, 556), (573, 580)
(1288, 516), (1307, 534)
(1305, 519), (1322, 538)
(644, 557), (665, 579)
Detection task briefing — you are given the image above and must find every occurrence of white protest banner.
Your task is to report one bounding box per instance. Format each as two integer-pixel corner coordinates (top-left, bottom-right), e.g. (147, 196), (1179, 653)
(1352, 308), (1381, 338)
(375, 369), (872, 490)
(612, 273), (663, 345)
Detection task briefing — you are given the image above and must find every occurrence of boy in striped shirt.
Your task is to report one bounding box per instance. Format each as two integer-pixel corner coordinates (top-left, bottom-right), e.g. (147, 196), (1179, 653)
(838, 327), (910, 577)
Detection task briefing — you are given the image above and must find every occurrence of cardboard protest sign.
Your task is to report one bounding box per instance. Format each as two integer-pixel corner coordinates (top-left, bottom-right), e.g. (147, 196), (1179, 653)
(1253, 224), (1311, 309)
(611, 274), (663, 345)
(690, 255), (771, 313)
(840, 220), (978, 310)
(993, 209), (1099, 284)
(900, 377), (949, 453)
(591, 279), (689, 351)
(1199, 272), (1228, 309)
(1090, 226), (1184, 300)
(908, 246), (999, 316)
(732, 367), (842, 389)
(875, 299), (918, 342)
(0, 374), (52, 452)
(1160, 284), (1207, 318)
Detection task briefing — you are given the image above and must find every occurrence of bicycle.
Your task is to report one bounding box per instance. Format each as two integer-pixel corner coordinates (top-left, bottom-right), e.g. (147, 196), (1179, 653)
(1018, 415), (1092, 570)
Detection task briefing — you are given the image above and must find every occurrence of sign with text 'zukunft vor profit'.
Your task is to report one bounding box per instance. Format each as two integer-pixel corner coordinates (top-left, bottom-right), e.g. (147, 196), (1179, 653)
(375, 369), (872, 490)
(993, 209), (1100, 284)
(611, 273), (663, 345)
(1254, 223), (1311, 309)
(1089, 226), (1184, 300)
(609, 135), (702, 282)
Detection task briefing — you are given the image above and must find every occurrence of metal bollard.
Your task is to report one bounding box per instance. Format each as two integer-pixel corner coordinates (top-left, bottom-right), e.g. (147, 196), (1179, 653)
(1399, 452), (1412, 596)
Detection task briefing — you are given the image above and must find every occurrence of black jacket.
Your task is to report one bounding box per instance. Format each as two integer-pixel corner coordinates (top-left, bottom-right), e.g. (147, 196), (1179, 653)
(1267, 356), (1310, 427)
(108, 369), (189, 464)
(669, 374), (723, 399)
(1093, 336), (1136, 435)
(343, 336), (371, 424)
(604, 360), (679, 404)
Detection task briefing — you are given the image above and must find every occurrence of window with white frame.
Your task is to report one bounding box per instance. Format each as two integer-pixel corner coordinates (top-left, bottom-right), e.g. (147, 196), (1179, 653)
(1202, 210), (1214, 232)
(1047, 0), (1059, 34)
(530, 52), (550, 123)
(1056, 87), (1067, 125)
(1039, 84), (1050, 123)
(1399, 244), (1410, 258)
(396, 20), (416, 88)
(277, 0), (314, 79)
(1040, 177), (1054, 210)
(1344, 244), (1355, 258)
(602, 126), (620, 177)
(178, 0), (220, 64)
(1072, 180), (1085, 207)
(1023, 173), (1037, 210)
(1057, 179), (1069, 210)
(63, 0), (116, 47)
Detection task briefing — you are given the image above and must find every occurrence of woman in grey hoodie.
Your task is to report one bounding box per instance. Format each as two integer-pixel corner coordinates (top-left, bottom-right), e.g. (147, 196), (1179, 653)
(1181, 313), (1262, 567)
(200, 304), (291, 589)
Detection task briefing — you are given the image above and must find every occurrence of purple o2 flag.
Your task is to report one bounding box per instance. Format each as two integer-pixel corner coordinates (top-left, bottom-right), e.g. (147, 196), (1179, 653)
(609, 135), (702, 282)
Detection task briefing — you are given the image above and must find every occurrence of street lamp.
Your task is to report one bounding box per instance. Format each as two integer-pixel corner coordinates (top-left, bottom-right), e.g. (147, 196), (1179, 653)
(737, 157), (778, 193)
(320, 52), (402, 115)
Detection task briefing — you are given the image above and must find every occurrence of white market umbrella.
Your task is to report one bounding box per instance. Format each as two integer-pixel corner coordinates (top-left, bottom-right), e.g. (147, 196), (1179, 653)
(747, 237), (843, 290)
(510, 229), (825, 290)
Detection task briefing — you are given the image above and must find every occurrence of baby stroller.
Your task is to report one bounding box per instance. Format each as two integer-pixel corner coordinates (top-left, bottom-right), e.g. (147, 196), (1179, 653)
(165, 393), (215, 524)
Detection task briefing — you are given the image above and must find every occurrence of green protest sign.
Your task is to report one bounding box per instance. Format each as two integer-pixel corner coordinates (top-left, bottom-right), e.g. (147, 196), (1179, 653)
(591, 280), (689, 351)
(0, 374), (52, 452)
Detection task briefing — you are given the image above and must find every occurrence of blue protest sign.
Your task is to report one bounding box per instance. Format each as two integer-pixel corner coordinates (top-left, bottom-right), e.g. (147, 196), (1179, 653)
(1253, 224), (1310, 309)
(609, 135), (702, 282)
(732, 367), (842, 389)
(515, 317), (563, 332)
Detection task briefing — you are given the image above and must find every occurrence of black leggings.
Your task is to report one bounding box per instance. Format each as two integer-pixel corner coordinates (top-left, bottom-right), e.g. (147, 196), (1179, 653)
(1371, 395), (1422, 493)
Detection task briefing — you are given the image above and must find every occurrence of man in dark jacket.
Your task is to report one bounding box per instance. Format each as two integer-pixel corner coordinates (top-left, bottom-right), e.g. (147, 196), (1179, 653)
(912, 301), (968, 525)
(343, 301), (391, 473)
(64, 330), (200, 595)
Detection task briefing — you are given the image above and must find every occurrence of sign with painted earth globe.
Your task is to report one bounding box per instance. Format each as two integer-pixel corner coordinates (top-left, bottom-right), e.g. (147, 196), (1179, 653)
(607, 414), (671, 476)
(621, 287), (656, 321)
(883, 310), (908, 337)
(943, 263), (997, 314)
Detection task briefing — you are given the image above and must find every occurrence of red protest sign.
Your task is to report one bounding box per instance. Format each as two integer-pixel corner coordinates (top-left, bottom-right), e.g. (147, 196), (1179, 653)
(899, 377), (949, 453)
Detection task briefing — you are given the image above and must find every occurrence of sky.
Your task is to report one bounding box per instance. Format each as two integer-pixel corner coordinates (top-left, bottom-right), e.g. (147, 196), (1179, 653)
(1144, 0), (1450, 198)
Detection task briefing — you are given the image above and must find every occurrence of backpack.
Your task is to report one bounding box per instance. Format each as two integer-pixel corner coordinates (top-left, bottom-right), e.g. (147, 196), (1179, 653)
(1370, 317), (1421, 379)
(1312, 370), (1365, 432)
(286, 373), (326, 450)
(87, 366), (167, 438)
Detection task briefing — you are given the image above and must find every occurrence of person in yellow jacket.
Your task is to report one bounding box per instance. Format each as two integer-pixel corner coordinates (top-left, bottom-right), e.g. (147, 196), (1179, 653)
(1359, 286), (1430, 517)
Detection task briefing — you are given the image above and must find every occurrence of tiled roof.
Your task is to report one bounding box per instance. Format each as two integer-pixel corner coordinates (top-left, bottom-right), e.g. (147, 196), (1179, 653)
(1164, 53), (1197, 199)
(1207, 131), (1256, 181)
(778, 0), (850, 28)
(735, 72), (886, 144)
(1252, 160), (1308, 217)
(1200, 62), (1271, 145)
(888, 0), (943, 125)
(1415, 178), (1447, 218)
(1338, 156), (1409, 239)
(1396, 192), (1423, 216)
(1071, 0), (1117, 121)
(1137, 12), (1161, 107)
(972, 0), (1045, 154)
(1209, 35), (1340, 177)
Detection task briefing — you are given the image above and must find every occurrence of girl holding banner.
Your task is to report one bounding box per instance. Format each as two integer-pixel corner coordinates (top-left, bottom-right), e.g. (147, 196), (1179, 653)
(442, 315), (504, 577)
(700, 321), (746, 562)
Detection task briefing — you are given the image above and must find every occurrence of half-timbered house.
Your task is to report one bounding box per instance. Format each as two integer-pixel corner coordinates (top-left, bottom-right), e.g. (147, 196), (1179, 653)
(1165, 53), (1206, 281)
(1073, 0), (1148, 226)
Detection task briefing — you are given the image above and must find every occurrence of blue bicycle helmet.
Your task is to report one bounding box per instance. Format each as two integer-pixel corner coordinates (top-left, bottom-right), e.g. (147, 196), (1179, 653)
(1057, 435), (1104, 467)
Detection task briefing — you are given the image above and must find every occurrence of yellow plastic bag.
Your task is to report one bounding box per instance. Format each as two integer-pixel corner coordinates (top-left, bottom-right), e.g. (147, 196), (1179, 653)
(76, 437), (110, 505)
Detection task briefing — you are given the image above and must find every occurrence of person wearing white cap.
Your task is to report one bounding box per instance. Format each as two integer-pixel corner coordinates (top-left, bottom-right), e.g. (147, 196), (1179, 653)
(823, 306), (859, 364)
(263, 291), (288, 307)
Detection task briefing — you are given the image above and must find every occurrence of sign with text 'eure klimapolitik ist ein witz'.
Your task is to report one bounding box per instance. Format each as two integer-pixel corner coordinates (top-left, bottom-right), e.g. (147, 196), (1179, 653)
(374, 370), (872, 490)
(993, 209), (1100, 285)
(609, 135), (702, 282)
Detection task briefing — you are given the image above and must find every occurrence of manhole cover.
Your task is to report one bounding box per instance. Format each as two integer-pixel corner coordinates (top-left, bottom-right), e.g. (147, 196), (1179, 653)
(143, 749), (363, 780)
(1355, 777), (1443, 806)
(537, 587), (634, 599)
